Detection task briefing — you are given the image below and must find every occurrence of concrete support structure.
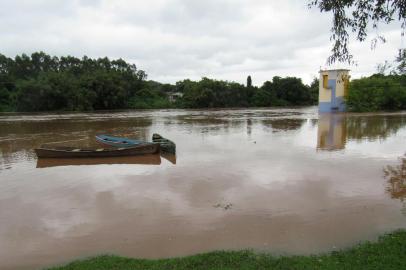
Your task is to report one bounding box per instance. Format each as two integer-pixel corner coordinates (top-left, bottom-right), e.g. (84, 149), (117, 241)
(319, 69), (350, 112)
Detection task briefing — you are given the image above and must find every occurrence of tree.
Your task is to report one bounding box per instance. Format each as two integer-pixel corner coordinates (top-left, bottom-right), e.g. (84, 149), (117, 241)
(309, 77), (319, 104)
(376, 60), (393, 75)
(247, 75), (252, 88)
(269, 76), (312, 105)
(375, 48), (406, 75)
(396, 49), (406, 75)
(0, 85), (10, 111)
(251, 89), (272, 107)
(309, 0), (406, 64)
(15, 78), (52, 111)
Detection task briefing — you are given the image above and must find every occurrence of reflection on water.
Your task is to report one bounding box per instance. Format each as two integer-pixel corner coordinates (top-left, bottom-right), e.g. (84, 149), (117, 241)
(317, 113), (347, 151)
(385, 156), (406, 202)
(161, 153), (177, 164)
(36, 154), (163, 168)
(36, 154), (177, 168)
(384, 156), (406, 216)
(261, 118), (306, 132)
(347, 114), (406, 141)
(1, 107), (406, 270)
(317, 112), (406, 151)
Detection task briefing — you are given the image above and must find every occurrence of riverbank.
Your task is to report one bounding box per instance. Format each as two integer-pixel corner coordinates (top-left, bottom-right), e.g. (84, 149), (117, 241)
(46, 230), (406, 270)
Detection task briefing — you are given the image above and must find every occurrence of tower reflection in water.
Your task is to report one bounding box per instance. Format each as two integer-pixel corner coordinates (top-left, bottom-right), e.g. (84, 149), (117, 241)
(317, 113), (347, 151)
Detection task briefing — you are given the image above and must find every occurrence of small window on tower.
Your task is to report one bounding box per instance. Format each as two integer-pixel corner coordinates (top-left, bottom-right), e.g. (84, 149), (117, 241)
(323, 75), (328, 88)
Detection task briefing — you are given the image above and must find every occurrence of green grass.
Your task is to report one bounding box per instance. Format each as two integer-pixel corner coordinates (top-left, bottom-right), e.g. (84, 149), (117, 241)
(47, 230), (406, 270)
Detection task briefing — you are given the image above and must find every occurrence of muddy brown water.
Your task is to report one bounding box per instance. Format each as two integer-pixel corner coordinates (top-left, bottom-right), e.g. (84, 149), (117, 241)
(1, 107), (406, 270)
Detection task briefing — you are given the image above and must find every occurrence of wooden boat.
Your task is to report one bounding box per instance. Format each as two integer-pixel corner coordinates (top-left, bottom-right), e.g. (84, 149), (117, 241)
(95, 134), (144, 148)
(161, 152), (176, 164)
(35, 143), (160, 158)
(36, 154), (161, 168)
(152, 133), (176, 154)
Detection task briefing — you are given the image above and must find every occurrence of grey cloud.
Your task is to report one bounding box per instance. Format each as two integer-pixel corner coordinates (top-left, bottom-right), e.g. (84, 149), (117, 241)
(0, 0), (402, 85)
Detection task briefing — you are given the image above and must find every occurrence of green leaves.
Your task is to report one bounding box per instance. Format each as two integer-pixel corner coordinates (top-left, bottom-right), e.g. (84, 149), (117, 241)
(309, 0), (406, 64)
(347, 74), (406, 111)
(0, 52), (148, 112)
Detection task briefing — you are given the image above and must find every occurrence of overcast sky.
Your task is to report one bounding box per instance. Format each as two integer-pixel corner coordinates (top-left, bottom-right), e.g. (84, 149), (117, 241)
(0, 0), (404, 85)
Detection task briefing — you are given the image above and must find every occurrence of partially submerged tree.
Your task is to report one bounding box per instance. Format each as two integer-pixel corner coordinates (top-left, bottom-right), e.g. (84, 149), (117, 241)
(309, 0), (406, 64)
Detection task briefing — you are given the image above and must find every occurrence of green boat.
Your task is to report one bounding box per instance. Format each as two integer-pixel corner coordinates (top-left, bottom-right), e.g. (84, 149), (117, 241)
(152, 133), (176, 154)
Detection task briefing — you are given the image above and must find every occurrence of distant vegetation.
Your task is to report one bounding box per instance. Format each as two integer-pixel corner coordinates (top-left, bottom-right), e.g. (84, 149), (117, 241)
(0, 52), (147, 112)
(0, 52), (317, 112)
(347, 74), (406, 112)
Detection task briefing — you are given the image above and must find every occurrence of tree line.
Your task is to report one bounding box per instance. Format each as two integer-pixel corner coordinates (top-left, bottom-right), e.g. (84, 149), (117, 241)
(0, 52), (147, 111)
(0, 52), (318, 112)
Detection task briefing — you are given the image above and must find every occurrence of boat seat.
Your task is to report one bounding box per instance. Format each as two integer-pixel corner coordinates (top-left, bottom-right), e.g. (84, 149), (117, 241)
(71, 149), (81, 152)
(96, 148), (104, 151)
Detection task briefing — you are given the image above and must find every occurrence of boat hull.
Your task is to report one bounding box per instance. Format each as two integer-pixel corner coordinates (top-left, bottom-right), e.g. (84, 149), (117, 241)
(35, 143), (160, 158)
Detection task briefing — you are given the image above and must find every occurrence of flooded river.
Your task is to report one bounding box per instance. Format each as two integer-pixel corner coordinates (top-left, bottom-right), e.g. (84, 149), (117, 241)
(1, 107), (406, 269)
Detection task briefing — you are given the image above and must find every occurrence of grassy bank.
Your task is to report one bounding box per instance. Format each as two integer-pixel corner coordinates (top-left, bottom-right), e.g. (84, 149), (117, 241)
(47, 230), (406, 270)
